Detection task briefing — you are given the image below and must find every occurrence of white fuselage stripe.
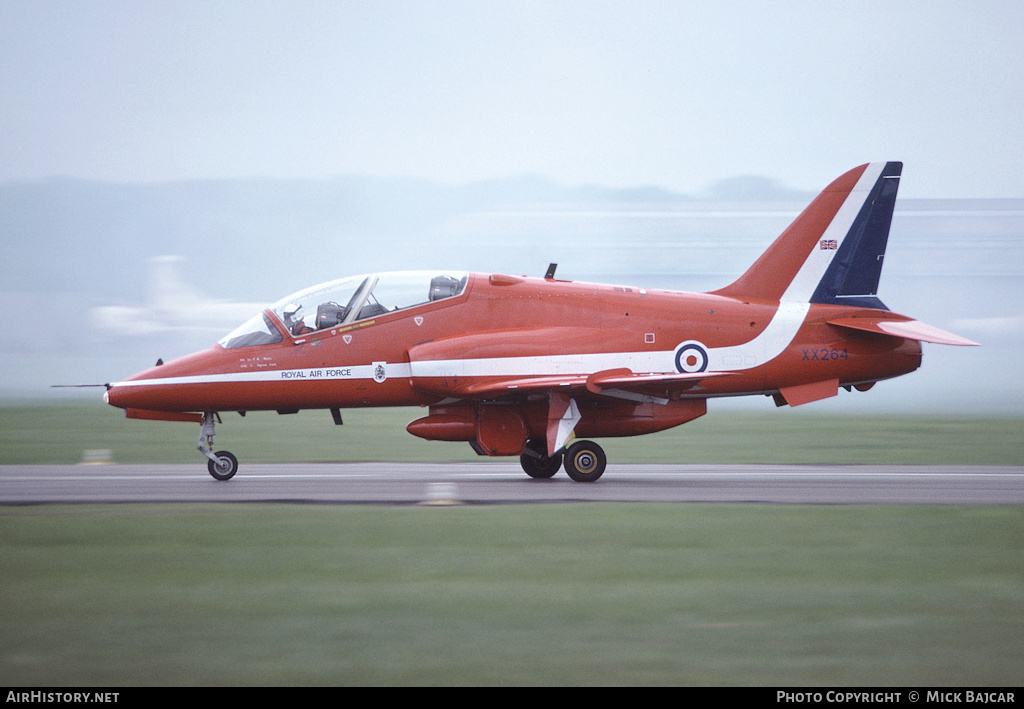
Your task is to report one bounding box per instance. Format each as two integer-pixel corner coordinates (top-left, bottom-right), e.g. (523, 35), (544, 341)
(110, 303), (811, 389)
(110, 363), (402, 388)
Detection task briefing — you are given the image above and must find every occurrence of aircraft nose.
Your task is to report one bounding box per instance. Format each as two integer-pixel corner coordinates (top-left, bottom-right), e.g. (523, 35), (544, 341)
(104, 381), (138, 410)
(104, 346), (227, 413)
(104, 360), (170, 410)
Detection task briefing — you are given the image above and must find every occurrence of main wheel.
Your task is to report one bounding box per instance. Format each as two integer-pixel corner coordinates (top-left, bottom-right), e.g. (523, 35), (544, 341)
(207, 450), (238, 481)
(563, 440), (606, 482)
(520, 440), (562, 479)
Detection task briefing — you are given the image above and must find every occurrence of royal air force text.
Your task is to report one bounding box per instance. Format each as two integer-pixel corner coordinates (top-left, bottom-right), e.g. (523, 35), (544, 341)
(280, 368), (351, 379)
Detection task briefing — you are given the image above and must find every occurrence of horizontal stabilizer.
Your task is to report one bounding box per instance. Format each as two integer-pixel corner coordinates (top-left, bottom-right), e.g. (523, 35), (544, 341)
(828, 316), (979, 346)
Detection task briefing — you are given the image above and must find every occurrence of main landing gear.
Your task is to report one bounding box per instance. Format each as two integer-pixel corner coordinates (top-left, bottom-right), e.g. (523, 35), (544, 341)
(520, 439), (562, 479)
(519, 438), (607, 482)
(198, 412), (238, 481)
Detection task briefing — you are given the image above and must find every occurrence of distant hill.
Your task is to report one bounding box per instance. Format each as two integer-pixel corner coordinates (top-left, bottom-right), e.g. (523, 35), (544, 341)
(0, 173), (814, 303)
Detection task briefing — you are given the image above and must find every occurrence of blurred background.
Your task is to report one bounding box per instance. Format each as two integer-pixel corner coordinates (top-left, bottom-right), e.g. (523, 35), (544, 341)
(2, 1), (1021, 415)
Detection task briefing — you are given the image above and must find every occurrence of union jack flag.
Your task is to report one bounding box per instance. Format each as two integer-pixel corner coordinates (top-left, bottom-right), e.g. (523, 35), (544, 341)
(820, 239), (838, 250)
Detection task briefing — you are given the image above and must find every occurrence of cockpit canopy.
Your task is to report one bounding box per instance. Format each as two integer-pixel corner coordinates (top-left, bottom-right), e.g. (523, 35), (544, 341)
(218, 270), (468, 349)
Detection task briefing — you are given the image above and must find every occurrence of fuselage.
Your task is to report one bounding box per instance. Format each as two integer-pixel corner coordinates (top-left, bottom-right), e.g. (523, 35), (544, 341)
(105, 270), (922, 416)
(99, 161), (975, 482)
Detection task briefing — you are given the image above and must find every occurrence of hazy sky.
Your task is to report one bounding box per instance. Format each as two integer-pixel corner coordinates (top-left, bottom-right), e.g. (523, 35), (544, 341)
(2, 0), (1022, 198)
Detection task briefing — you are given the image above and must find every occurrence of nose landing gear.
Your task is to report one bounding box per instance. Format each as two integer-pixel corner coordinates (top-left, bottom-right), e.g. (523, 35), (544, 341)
(198, 412), (238, 480)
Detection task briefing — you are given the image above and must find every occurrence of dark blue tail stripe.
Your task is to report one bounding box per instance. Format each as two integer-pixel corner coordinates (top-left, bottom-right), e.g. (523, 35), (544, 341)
(810, 161), (902, 310)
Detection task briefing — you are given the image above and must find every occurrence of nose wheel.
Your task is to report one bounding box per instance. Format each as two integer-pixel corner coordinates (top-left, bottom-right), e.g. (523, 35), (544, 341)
(207, 451), (238, 481)
(198, 412), (238, 480)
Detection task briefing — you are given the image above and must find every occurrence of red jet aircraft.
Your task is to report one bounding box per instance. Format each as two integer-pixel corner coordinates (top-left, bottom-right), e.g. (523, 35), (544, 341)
(104, 162), (977, 481)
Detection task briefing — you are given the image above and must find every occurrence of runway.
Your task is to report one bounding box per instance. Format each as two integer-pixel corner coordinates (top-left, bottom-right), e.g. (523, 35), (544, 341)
(2, 463), (1022, 505)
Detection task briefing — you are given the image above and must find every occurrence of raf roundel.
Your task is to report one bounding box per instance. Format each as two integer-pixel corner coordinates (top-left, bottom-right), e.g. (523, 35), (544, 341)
(674, 341), (709, 373)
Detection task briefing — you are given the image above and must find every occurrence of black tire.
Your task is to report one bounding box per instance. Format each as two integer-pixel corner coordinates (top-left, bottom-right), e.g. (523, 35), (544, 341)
(563, 440), (606, 482)
(207, 450), (238, 481)
(520, 440), (562, 479)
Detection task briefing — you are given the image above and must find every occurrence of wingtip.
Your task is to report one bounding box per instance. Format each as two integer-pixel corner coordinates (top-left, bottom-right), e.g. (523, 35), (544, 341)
(876, 320), (980, 347)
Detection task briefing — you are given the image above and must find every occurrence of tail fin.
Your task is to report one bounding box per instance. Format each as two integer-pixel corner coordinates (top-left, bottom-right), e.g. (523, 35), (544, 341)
(711, 162), (902, 309)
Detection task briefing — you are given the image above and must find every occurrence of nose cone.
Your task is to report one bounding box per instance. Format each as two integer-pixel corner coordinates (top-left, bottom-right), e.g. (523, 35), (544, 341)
(104, 363), (163, 410)
(105, 347), (222, 412)
(105, 368), (155, 407)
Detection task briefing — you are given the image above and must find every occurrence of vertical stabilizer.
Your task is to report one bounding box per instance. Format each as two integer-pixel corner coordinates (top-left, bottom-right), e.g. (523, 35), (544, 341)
(711, 162), (902, 309)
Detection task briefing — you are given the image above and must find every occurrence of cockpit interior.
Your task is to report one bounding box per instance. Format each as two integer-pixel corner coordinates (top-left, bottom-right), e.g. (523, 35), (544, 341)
(219, 271), (468, 349)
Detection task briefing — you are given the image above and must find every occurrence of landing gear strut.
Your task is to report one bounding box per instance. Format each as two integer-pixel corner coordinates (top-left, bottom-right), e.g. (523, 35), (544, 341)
(198, 412), (238, 481)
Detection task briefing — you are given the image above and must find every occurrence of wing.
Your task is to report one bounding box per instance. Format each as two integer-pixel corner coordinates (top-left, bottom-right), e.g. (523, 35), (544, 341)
(444, 368), (733, 402)
(407, 328), (731, 402)
(407, 329), (729, 455)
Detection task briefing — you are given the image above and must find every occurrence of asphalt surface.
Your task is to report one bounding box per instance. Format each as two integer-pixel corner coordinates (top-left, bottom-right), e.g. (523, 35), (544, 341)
(2, 462), (1022, 505)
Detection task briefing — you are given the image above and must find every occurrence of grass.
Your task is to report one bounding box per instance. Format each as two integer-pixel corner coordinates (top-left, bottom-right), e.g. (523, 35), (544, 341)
(2, 402), (1022, 686)
(2, 399), (1023, 465)
(2, 503), (1023, 686)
